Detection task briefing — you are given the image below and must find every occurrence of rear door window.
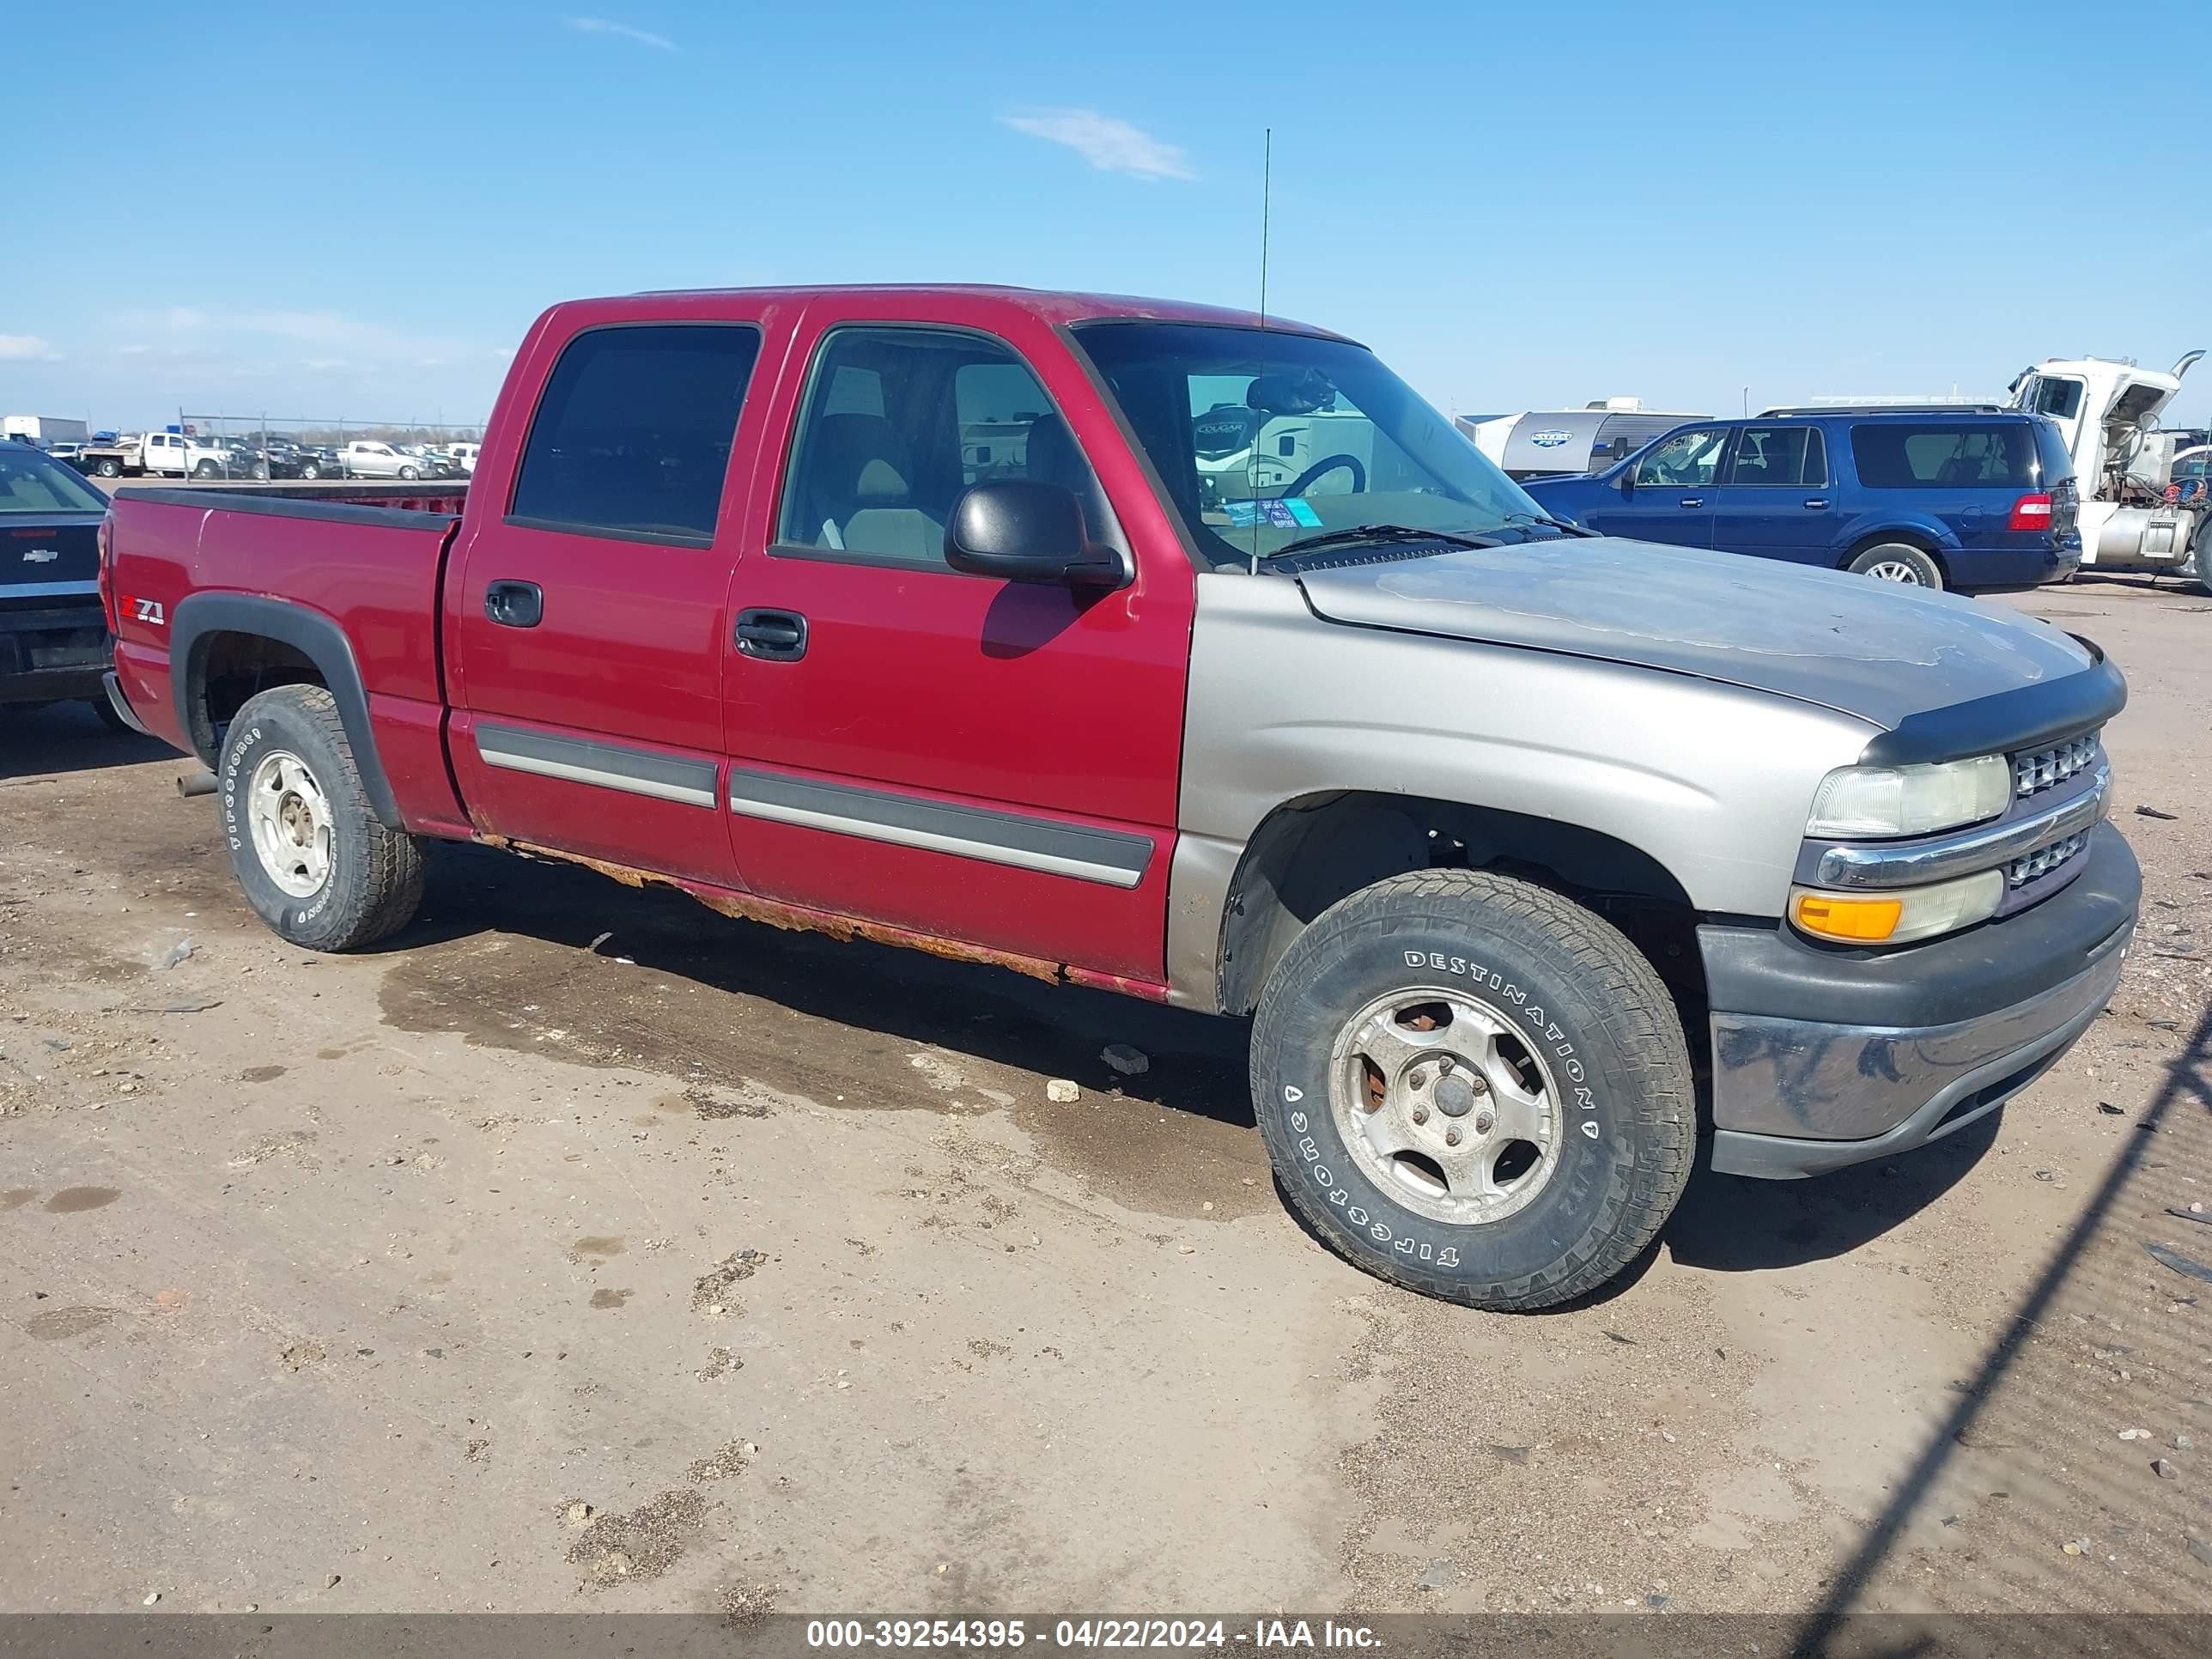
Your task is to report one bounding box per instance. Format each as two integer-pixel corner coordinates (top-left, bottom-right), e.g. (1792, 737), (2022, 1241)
(509, 324), (763, 544)
(1850, 423), (2037, 489)
(1723, 425), (1826, 488)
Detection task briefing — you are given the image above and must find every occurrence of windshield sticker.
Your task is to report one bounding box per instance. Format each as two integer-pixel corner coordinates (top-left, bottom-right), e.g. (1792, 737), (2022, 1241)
(1224, 497), (1325, 530)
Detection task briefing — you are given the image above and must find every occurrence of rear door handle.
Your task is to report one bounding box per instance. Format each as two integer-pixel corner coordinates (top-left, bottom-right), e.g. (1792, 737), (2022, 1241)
(1802, 498), (1828, 509)
(1679, 497), (1704, 508)
(735, 607), (808, 662)
(484, 580), (543, 628)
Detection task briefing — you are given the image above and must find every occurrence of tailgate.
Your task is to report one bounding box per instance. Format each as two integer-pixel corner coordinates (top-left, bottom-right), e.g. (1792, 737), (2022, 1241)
(3, 514), (103, 605)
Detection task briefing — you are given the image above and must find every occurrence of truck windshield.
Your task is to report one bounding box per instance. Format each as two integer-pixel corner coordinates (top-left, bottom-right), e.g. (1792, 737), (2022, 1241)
(1071, 322), (1549, 568)
(0, 447), (108, 514)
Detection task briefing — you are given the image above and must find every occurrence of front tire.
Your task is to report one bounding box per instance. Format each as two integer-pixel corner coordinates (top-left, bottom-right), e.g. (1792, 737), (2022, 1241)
(1250, 869), (1692, 1310)
(300, 462), (321, 480)
(398, 465), (420, 481)
(218, 684), (425, 951)
(193, 460), (219, 480)
(1848, 543), (1944, 589)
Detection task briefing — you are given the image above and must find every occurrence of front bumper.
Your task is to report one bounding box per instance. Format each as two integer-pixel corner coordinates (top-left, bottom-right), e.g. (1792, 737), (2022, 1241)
(1702, 823), (2138, 1179)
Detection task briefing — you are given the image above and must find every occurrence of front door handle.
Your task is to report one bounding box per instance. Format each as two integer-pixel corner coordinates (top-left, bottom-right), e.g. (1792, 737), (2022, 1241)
(484, 580), (543, 628)
(1803, 498), (1828, 509)
(735, 607), (808, 662)
(1679, 497), (1704, 508)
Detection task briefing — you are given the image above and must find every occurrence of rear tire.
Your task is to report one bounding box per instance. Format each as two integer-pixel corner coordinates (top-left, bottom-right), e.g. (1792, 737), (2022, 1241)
(2188, 526), (2212, 598)
(88, 696), (134, 735)
(96, 458), (121, 478)
(1848, 543), (1944, 589)
(217, 684), (425, 951)
(1249, 869), (1692, 1310)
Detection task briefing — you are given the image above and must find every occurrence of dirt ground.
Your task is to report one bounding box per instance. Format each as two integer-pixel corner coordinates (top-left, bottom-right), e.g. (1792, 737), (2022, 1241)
(2, 574), (2208, 1620)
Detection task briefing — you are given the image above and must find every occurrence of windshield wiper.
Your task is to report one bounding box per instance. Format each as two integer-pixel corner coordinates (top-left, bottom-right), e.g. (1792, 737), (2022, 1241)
(1270, 522), (1501, 558)
(1497, 510), (1600, 538)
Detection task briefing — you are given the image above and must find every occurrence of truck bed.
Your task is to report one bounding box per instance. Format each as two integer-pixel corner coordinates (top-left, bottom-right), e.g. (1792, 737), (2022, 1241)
(106, 480), (470, 832)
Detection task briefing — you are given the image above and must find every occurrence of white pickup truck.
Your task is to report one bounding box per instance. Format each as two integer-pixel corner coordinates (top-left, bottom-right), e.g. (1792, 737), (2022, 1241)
(2011, 351), (2209, 592)
(139, 431), (242, 479)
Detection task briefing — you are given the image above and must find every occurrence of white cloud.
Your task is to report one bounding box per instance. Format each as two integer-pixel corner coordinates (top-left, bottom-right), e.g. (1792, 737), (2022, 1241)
(1000, 110), (1194, 181)
(0, 333), (62, 362)
(568, 15), (675, 51)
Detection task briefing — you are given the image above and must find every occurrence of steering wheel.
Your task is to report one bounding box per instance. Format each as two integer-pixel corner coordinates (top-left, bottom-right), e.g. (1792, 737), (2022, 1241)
(1285, 453), (1365, 495)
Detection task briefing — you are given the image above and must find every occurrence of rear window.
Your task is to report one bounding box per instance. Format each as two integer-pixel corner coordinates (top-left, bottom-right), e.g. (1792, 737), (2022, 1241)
(509, 323), (763, 544)
(0, 446), (108, 514)
(1849, 422), (2039, 490)
(2032, 419), (2074, 489)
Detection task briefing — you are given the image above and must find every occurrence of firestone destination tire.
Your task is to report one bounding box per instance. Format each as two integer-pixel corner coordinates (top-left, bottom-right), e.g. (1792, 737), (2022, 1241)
(1250, 869), (1692, 1310)
(218, 684), (425, 951)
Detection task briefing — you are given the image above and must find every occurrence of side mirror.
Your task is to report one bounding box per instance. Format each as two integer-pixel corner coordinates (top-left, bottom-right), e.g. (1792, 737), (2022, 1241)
(1618, 469), (1635, 495)
(945, 481), (1125, 587)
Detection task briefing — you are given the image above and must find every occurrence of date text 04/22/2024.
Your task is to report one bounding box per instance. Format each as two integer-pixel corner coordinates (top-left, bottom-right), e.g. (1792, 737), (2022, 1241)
(804, 1620), (1382, 1650)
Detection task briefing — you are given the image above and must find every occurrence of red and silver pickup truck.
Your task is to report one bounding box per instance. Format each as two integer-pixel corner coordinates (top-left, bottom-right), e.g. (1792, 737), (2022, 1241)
(102, 284), (2137, 1310)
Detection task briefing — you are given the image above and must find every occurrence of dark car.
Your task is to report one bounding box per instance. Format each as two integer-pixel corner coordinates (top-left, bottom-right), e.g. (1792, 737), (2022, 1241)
(0, 443), (128, 728)
(1523, 410), (2080, 592)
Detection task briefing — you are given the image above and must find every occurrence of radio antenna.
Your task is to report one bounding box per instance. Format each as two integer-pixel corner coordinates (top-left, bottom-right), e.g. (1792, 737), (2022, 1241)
(1249, 127), (1273, 576)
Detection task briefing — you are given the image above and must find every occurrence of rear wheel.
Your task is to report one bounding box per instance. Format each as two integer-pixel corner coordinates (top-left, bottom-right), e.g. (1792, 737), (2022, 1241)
(96, 458), (121, 478)
(1848, 542), (1944, 589)
(2189, 525), (2212, 598)
(1250, 869), (1692, 1310)
(87, 696), (134, 735)
(218, 684), (425, 951)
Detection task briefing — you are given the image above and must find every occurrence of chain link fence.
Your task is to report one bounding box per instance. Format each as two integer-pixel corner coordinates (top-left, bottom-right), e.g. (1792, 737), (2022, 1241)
(131, 412), (489, 483)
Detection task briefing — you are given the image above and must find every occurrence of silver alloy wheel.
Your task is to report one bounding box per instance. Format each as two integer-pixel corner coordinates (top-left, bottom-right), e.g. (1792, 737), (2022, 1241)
(246, 750), (334, 898)
(1864, 558), (1924, 583)
(1328, 985), (1563, 1226)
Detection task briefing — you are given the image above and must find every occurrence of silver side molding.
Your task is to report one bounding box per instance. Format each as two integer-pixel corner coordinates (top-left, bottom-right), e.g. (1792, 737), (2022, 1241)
(727, 768), (1152, 889)
(474, 723), (718, 809)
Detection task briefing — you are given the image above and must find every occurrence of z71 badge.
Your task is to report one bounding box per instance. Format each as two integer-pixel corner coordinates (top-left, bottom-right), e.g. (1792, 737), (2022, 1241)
(119, 595), (166, 625)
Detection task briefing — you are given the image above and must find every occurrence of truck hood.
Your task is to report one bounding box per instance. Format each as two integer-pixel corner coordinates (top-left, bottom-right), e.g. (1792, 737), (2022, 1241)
(1293, 537), (2095, 731)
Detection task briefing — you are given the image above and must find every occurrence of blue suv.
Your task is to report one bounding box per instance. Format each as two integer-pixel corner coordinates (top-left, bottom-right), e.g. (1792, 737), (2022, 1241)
(1522, 409), (2080, 592)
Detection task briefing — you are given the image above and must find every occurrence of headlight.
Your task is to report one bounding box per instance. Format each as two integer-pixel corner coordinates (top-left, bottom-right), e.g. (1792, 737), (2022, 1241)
(1790, 868), (2005, 945)
(1808, 756), (2009, 838)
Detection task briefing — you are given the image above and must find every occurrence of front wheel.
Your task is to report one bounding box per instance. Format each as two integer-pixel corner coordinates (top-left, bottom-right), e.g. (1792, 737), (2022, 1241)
(300, 462), (321, 480)
(1250, 869), (1692, 1310)
(192, 460), (219, 480)
(218, 684), (426, 951)
(397, 465), (419, 481)
(1848, 543), (1944, 589)
(2188, 526), (2212, 598)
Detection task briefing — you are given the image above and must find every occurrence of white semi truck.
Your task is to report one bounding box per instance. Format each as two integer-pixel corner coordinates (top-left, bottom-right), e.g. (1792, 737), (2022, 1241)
(2009, 351), (2209, 592)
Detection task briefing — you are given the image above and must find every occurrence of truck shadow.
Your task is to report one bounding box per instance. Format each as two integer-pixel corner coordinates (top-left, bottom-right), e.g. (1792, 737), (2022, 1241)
(394, 841), (2002, 1285)
(392, 842), (1260, 1130)
(1662, 1111), (1999, 1274)
(0, 699), (176, 781)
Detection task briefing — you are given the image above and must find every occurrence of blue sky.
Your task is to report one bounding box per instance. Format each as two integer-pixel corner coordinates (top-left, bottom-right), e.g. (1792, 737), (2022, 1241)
(5, 1), (2206, 431)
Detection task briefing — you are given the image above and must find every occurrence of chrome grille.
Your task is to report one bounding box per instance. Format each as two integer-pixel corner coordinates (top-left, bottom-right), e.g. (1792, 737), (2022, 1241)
(2008, 831), (2087, 888)
(2014, 732), (2100, 799)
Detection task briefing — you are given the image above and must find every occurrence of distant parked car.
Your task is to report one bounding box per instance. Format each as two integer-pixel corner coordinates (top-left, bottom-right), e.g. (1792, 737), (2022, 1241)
(341, 440), (431, 480)
(0, 443), (129, 729)
(445, 442), (479, 475)
(1523, 409), (2081, 592)
(47, 441), (86, 468)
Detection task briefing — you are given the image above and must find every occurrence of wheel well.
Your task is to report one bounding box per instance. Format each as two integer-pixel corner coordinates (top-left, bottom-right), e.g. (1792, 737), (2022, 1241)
(1842, 530), (1948, 582)
(188, 630), (327, 755)
(1217, 792), (1705, 1020)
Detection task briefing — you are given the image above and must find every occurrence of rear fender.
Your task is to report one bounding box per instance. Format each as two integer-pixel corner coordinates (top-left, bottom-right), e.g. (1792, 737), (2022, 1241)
(1832, 512), (1962, 560)
(170, 592), (402, 827)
